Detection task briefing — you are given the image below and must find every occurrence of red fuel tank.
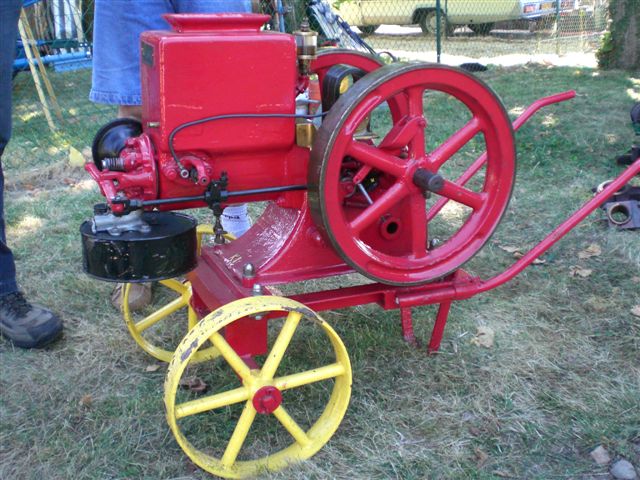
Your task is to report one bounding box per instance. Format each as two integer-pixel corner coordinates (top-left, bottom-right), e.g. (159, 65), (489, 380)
(140, 14), (298, 155)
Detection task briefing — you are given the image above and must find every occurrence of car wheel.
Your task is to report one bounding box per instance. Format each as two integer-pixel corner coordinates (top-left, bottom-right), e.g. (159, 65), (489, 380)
(468, 22), (494, 35)
(358, 25), (380, 36)
(419, 10), (452, 36)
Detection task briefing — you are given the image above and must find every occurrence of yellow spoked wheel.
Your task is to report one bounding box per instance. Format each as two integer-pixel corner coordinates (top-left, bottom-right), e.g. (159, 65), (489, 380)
(122, 225), (234, 363)
(164, 296), (352, 478)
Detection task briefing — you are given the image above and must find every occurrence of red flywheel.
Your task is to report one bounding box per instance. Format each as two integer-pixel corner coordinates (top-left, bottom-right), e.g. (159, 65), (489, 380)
(309, 62), (516, 285)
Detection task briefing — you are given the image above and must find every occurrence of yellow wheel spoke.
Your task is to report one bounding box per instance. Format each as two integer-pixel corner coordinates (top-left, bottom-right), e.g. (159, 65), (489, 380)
(159, 278), (188, 294)
(175, 386), (249, 420)
(210, 332), (252, 381)
(135, 296), (186, 332)
(221, 401), (257, 468)
(273, 362), (346, 391)
(187, 306), (198, 331)
(261, 311), (302, 380)
(272, 405), (311, 447)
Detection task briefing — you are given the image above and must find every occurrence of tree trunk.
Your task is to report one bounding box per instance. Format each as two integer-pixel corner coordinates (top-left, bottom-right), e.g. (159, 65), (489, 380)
(597, 0), (639, 70)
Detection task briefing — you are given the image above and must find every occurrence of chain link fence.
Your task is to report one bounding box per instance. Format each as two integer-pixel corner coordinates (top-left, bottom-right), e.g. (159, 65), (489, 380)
(334, 0), (609, 64)
(7, 0), (608, 164)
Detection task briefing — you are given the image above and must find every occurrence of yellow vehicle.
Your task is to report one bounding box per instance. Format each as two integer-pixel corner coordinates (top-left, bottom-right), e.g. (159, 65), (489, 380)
(333, 0), (563, 35)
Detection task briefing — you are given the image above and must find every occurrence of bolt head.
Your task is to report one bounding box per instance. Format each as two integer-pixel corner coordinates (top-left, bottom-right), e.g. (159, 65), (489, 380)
(243, 263), (256, 278)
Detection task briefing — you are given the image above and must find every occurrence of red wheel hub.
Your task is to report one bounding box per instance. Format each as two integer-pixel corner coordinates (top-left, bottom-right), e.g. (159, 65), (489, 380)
(252, 386), (283, 414)
(309, 63), (516, 285)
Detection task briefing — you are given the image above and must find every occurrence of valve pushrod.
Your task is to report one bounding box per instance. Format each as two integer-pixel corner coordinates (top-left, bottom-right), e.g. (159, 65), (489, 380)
(113, 184), (308, 210)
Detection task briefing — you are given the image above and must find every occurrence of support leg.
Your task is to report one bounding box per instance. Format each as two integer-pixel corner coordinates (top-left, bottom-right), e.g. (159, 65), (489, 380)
(428, 300), (452, 354)
(400, 307), (419, 347)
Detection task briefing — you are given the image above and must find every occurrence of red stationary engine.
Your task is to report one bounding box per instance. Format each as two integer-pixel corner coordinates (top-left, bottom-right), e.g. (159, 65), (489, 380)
(82, 13), (519, 288)
(78, 12), (640, 479)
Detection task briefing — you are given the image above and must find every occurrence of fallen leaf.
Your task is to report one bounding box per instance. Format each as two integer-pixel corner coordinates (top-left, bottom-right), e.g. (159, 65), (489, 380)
(493, 471), (512, 478)
(590, 445), (611, 465)
(570, 266), (593, 278)
(145, 364), (161, 373)
(79, 394), (92, 408)
(470, 326), (495, 348)
(69, 146), (85, 168)
(469, 426), (481, 436)
(23, 183), (36, 191)
(632, 276), (640, 284)
(632, 306), (640, 318)
(500, 246), (547, 265)
(179, 376), (208, 393)
(474, 447), (489, 467)
(578, 243), (602, 259)
(499, 245), (522, 254)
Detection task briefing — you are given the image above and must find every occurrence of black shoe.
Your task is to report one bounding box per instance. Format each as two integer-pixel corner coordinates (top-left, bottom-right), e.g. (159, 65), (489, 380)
(0, 292), (63, 349)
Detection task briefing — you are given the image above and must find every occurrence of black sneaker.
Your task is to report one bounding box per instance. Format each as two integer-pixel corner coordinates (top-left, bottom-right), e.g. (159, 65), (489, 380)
(0, 292), (63, 349)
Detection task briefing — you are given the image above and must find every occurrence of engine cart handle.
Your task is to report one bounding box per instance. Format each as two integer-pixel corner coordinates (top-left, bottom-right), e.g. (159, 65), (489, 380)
(459, 157), (640, 299)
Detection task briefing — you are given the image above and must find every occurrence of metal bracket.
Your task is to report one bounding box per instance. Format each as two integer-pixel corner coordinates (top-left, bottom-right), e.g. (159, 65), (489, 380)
(91, 209), (151, 236)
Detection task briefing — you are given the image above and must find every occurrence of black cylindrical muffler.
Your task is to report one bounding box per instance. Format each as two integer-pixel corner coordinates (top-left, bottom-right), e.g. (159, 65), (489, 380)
(80, 211), (197, 282)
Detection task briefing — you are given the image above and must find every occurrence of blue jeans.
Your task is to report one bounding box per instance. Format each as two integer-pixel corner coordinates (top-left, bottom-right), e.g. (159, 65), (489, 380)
(0, 0), (22, 296)
(90, 0), (251, 105)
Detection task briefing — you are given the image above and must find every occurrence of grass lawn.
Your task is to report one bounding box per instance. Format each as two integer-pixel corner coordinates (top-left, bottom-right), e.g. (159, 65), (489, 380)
(1, 64), (639, 479)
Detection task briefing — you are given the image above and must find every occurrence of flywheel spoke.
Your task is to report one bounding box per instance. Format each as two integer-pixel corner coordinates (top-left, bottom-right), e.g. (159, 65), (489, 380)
(429, 116), (482, 170)
(406, 85), (425, 116)
(438, 180), (485, 210)
(349, 182), (408, 234)
(175, 386), (250, 420)
(406, 86), (426, 160)
(410, 194), (428, 258)
(221, 401), (257, 468)
(273, 362), (346, 391)
(347, 141), (406, 178)
(272, 406), (312, 447)
(261, 311), (302, 380)
(210, 332), (252, 381)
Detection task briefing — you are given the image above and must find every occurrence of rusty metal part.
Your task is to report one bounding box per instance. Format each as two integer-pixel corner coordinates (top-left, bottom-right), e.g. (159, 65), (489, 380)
(597, 181), (640, 229)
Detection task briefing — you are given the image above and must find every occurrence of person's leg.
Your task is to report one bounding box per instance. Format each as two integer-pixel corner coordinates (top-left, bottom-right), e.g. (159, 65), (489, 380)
(0, 0), (62, 348)
(0, 0), (23, 297)
(91, 0), (175, 109)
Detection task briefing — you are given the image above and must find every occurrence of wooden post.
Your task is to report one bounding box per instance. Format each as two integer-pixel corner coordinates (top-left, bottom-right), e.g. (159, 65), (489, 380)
(17, 14), (56, 132)
(19, 9), (64, 122)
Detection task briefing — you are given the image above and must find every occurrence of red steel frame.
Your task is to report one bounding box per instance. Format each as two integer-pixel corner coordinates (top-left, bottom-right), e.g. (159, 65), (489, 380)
(188, 90), (640, 356)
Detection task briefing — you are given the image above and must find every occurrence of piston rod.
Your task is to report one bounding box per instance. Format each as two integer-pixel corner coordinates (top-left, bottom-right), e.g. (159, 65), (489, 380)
(111, 184), (308, 211)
